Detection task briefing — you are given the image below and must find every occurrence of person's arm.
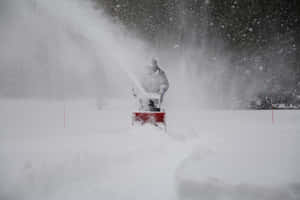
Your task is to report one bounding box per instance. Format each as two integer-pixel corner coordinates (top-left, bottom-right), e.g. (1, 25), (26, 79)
(159, 85), (168, 95)
(158, 70), (169, 103)
(159, 70), (169, 95)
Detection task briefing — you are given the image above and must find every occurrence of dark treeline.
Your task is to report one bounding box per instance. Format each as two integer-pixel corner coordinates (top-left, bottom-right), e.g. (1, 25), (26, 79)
(94, 0), (300, 107)
(94, 0), (299, 67)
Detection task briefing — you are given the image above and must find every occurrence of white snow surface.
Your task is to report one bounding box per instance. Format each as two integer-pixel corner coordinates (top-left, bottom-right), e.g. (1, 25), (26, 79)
(0, 99), (300, 200)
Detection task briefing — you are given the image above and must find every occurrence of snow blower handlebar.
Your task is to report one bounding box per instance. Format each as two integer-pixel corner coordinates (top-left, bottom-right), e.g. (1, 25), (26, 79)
(132, 88), (162, 109)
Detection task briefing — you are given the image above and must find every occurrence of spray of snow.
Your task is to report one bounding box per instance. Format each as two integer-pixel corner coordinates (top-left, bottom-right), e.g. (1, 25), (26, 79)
(0, 0), (152, 100)
(0, 0), (216, 108)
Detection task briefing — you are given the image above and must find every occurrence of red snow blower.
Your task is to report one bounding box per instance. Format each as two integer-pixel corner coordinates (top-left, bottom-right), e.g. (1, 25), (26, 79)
(132, 97), (167, 131)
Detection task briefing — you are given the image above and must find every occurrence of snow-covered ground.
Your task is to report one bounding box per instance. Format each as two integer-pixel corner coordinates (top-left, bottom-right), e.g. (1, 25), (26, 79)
(0, 99), (300, 200)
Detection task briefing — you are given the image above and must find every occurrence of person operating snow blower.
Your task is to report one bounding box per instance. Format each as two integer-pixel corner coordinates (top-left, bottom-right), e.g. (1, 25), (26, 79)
(132, 58), (169, 130)
(133, 58), (169, 111)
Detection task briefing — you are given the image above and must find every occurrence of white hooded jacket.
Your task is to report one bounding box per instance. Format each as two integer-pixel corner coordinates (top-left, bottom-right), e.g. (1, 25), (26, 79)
(141, 66), (169, 95)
